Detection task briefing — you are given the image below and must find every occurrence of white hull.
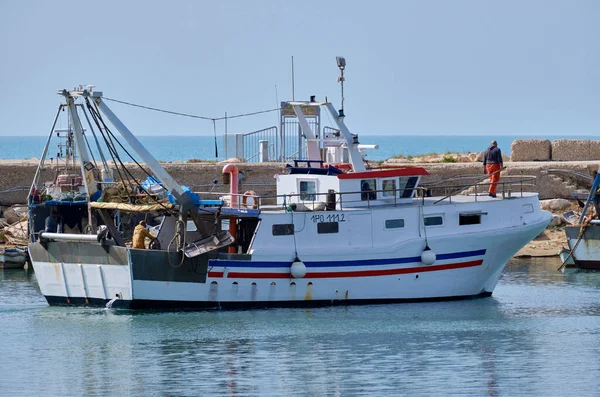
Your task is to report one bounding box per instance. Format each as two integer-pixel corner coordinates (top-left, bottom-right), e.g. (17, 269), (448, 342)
(30, 204), (550, 309)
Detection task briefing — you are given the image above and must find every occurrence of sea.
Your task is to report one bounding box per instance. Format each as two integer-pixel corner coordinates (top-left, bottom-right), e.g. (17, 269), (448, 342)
(2, 257), (600, 396)
(1, 135), (597, 162)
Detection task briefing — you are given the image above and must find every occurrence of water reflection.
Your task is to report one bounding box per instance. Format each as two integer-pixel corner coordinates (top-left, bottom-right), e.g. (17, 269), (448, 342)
(2, 259), (600, 395)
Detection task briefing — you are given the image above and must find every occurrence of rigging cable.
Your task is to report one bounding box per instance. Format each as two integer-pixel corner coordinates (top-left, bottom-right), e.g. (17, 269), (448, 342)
(103, 97), (281, 121)
(79, 104), (110, 172)
(85, 99), (129, 190)
(81, 125), (99, 170)
(89, 101), (175, 213)
(167, 219), (186, 268)
(87, 98), (216, 215)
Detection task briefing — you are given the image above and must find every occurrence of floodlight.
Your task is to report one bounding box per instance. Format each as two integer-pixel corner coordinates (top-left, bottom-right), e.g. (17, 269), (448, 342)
(336, 56), (346, 69)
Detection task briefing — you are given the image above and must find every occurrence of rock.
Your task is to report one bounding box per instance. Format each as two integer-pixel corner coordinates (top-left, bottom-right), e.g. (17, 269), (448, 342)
(3, 208), (20, 225)
(549, 215), (563, 227)
(219, 158), (244, 164)
(540, 199), (572, 211)
(552, 140), (600, 161)
(510, 139), (551, 161)
(6, 220), (28, 240)
(468, 153), (480, 162)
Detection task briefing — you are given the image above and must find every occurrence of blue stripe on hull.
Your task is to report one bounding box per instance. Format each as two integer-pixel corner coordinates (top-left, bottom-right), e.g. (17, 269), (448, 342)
(209, 249), (487, 268)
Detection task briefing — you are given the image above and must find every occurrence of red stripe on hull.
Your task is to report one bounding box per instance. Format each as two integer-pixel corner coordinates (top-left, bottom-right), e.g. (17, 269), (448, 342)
(208, 260), (483, 279)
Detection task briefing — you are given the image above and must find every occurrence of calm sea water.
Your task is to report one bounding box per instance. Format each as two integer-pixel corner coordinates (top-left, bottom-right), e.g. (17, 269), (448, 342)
(1, 135), (596, 162)
(1, 258), (600, 396)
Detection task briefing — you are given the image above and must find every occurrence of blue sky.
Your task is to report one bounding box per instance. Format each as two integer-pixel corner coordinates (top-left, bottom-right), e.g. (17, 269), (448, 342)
(1, 0), (598, 137)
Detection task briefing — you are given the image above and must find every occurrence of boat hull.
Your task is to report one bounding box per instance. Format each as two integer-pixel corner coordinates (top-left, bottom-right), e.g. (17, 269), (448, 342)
(43, 292), (493, 310)
(29, 212), (550, 309)
(566, 224), (600, 270)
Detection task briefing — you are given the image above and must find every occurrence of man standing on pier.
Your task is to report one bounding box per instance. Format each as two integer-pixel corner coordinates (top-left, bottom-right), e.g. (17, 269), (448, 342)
(483, 140), (503, 198)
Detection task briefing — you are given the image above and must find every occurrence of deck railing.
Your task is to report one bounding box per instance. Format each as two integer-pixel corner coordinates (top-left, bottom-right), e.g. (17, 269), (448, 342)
(191, 172), (538, 211)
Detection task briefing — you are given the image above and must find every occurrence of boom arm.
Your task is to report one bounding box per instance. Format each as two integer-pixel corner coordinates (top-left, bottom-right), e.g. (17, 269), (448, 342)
(291, 104), (321, 162)
(90, 92), (194, 209)
(87, 90), (210, 237)
(324, 103), (366, 172)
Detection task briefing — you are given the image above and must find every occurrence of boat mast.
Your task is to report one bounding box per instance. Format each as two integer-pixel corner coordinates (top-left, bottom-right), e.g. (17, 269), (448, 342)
(61, 90), (98, 199)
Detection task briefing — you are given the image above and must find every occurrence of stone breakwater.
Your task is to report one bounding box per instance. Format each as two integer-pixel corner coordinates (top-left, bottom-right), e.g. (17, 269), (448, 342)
(510, 139), (600, 161)
(0, 160), (288, 206)
(0, 158), (597, 206)
(0, 139), (599, 205)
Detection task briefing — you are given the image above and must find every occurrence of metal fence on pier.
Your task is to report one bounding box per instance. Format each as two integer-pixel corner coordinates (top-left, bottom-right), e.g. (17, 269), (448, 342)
(223, 102), (333, 163)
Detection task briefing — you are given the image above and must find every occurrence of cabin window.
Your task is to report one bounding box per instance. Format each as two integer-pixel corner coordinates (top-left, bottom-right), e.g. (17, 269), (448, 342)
(299, 180), (317, 201)
(317, 222), (339, 234)
(424, 216), (443, 226)
(382, 179), (397, 198)
(385, 219), (405, 229)
(399, 176), (419, 198)
(360, 179), (376, 201)
(459, 213), (481, 225)
(272, 224), (295, 236)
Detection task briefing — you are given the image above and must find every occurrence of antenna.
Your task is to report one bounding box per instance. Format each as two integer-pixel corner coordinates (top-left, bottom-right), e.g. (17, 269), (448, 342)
(291, 56), (295, 101)
(336, 56), (346, 117)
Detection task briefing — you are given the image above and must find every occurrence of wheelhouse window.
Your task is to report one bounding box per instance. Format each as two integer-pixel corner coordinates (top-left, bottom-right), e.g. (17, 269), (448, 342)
(459, 213), (481, 225)
(317, 222), (339, 234)
(385, 219), (405, 229)
(399, 176), (419, 198)
(272, 224), (294, 236)
(299, 180), (317, 201)
(424, 216), (443, 226)
(382, 179), (397, 198)
(360, 179), (376, 201)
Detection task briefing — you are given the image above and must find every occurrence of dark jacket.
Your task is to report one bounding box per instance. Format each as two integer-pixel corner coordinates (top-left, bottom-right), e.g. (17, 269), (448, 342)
(44, 214), (61, 233)
(483, 145), (503, 166)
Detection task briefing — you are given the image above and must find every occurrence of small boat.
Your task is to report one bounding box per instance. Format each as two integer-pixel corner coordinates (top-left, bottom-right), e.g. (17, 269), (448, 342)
(559, 246), (576, 270)
(0, 248), (28, 269)
(28, 83), (551, 309)
(560, 171), (600, 271)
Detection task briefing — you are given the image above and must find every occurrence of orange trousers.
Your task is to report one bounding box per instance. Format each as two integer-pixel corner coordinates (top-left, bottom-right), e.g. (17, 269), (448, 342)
(486, 163), (502, 194)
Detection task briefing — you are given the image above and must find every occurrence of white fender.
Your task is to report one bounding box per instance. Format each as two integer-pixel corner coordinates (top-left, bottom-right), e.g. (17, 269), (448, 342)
(421, 245), (436, 265)
(291, 259), (307, 278)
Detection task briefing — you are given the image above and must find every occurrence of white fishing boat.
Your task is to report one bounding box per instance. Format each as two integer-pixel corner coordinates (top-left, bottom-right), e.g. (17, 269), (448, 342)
(28, 82), (551, 309)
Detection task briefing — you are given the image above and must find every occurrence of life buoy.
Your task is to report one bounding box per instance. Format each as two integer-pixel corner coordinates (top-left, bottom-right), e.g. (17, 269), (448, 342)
(241, 190), (258, 209)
